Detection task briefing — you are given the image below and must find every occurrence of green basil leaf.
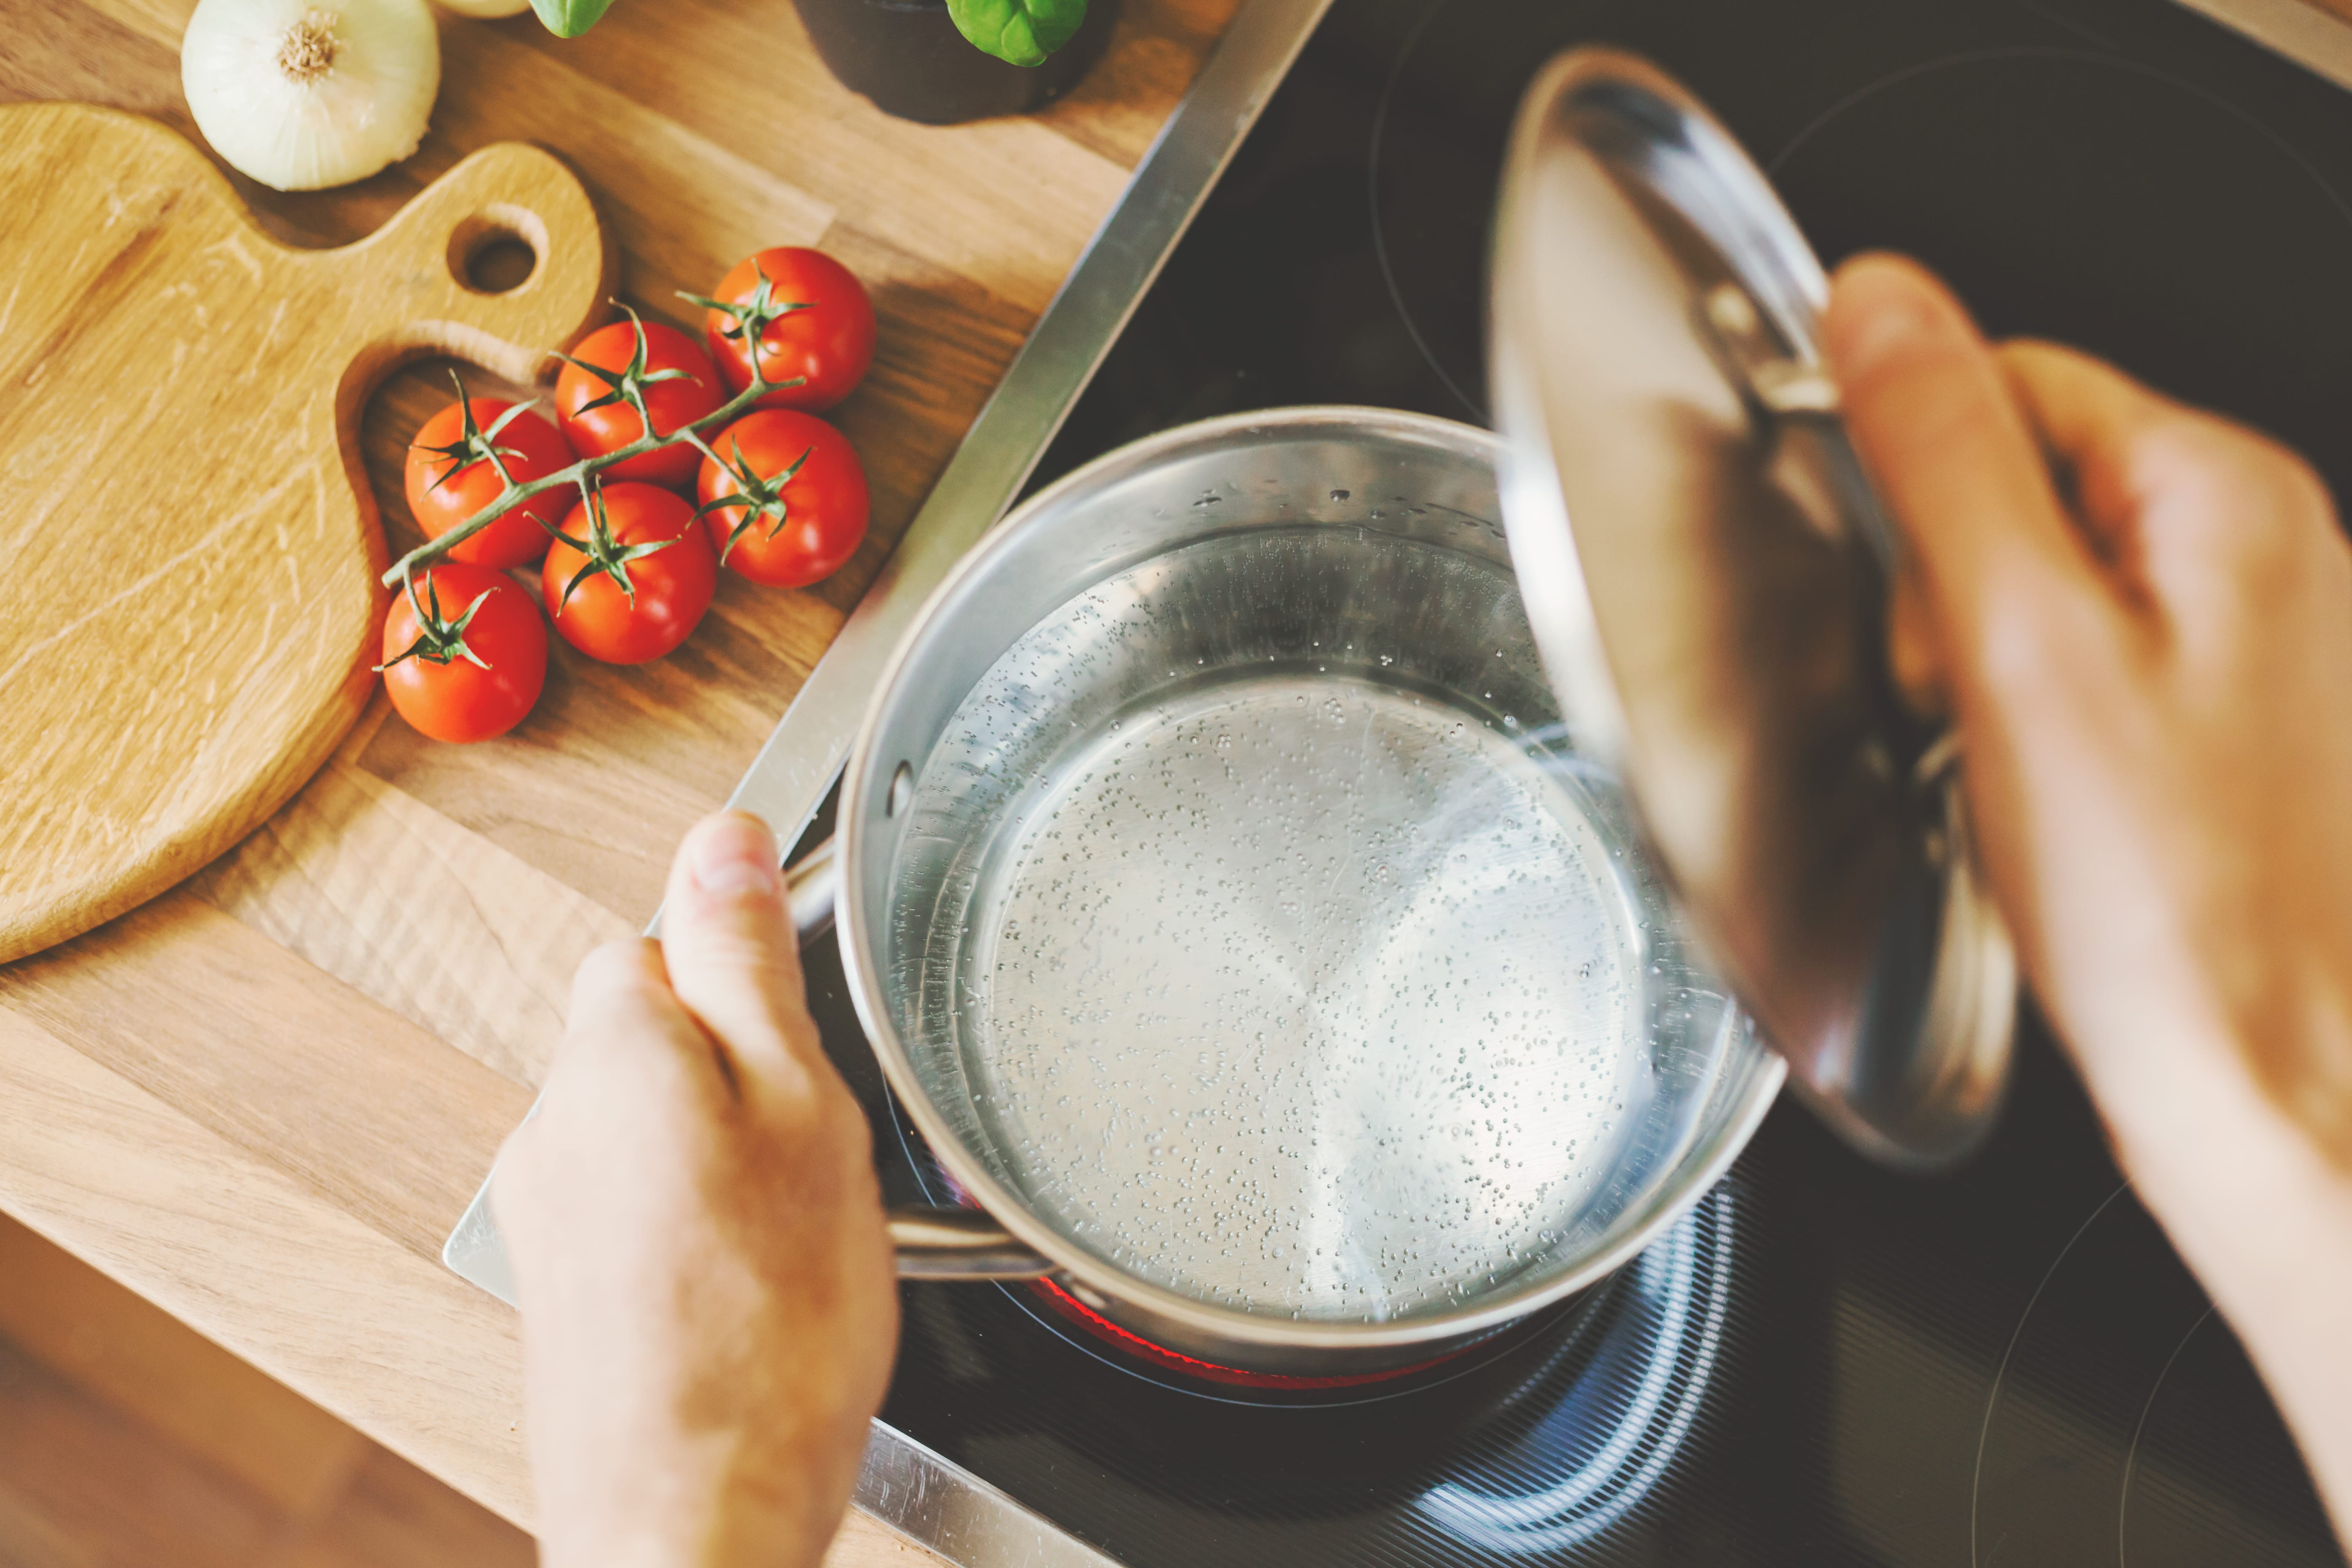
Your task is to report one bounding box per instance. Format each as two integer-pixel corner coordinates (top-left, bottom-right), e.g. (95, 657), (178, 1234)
(530, 0), (615, 38)
(946, 0), (1085, 67)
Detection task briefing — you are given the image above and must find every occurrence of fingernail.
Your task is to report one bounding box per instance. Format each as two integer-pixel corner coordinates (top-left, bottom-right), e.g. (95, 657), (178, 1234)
(1829, 259), (1945, 376)
(686, 813), (782, 899)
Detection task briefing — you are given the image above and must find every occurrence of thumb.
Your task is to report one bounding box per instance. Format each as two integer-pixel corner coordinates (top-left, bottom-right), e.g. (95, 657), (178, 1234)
(658, 811), (822, 1102)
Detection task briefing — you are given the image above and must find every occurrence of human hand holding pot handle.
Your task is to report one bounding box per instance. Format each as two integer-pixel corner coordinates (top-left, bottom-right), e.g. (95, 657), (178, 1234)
(1825, 253), (2352, 1541)
(492, 813), (898, 1568)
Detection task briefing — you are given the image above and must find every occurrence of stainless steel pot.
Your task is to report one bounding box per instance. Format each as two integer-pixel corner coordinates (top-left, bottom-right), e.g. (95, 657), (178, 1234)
(788, 407), (1785, 1375)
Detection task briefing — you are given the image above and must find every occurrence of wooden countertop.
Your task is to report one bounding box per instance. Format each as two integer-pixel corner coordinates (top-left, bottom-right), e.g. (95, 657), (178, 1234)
(0, 0), (1233, 1557)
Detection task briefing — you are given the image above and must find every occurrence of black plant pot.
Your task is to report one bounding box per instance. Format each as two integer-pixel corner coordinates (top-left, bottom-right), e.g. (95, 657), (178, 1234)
(792, 0), (1121, 125)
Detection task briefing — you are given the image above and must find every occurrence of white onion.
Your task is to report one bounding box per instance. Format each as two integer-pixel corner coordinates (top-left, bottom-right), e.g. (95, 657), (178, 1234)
(181, 0), (440, 192)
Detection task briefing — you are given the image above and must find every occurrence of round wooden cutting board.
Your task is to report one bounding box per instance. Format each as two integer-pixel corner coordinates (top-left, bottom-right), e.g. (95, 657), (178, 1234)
(0, 103), (614, 965)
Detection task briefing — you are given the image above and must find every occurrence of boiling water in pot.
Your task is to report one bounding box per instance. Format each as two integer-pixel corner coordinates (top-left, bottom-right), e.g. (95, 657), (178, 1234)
(975, 678), (1643, 1319)
(886, 525), (1736, 1324)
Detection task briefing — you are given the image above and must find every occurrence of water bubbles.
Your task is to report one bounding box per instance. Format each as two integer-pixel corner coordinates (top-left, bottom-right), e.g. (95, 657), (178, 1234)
(953, 671), (1644, 1322)
(891, 523), (1659, 1326)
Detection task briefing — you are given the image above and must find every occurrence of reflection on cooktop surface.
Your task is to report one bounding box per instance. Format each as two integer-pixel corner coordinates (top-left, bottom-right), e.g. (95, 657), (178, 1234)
(845, 0), (2352, 1560)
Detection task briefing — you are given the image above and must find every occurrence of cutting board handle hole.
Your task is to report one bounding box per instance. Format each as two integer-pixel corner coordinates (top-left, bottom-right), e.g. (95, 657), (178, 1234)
(447, 207), (545, 297)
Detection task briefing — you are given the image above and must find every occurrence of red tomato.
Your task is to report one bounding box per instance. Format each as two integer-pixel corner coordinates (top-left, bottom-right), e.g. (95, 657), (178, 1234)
(403, 396), (575, 569)
(542, 483), (716, 664)
(699, 248), (875, 413)
(553, 319), (722, 487)
(379, 564), (548, 744)
(694, 411), (870, 588)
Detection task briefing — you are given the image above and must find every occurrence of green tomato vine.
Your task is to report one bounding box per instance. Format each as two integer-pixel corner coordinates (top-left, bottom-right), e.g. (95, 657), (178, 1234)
(378, 298), (805, 592)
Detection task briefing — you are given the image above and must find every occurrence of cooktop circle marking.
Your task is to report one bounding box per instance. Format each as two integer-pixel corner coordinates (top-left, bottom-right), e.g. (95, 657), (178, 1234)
(2117, 1303), (2219, 1568)
(1765, 45), (2352, 236)
(1367, 0), (1479, 421)
(1969, 1180), (2131, 1568)
(1369, 24), (2352, 474)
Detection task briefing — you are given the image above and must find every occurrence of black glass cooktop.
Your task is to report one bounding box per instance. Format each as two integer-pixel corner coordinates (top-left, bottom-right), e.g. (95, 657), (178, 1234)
(805, 0), (2352, 1560)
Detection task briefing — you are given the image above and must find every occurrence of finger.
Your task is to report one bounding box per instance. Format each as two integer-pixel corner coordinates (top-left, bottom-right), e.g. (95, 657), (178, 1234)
(549, 937), (718, 1082)
(1884, 556), (1948, 719)
(1824, 254), (2129, 698)
(2000, 339), (2339, 644)
(499, 939), (714, 1238)
(1992, 341), (2172, 569)
(563, 937), (675, 1041)
(658, 811), (823, 1104)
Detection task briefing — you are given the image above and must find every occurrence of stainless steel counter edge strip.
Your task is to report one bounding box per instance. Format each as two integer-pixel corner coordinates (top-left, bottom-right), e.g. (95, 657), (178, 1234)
(441, 1222), (1123, 1565)
(442, 3), (1331, 1560)
(722, 0), (1338, 854)
(856, 1421), (1127, 1568)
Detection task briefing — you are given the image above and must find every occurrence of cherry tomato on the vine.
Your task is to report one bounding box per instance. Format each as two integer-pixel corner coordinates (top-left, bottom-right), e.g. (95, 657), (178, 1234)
(553, 319), (722, 488)
(403, 396), (575, 569)
(695, 411), (870, 588)
(542, 483), (716, 665)
(698, 248), (875, 413)
(379, 564), (548, 744)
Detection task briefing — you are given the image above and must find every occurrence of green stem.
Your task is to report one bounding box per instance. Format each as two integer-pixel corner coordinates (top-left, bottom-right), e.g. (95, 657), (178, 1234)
(379, 358), (797, 590)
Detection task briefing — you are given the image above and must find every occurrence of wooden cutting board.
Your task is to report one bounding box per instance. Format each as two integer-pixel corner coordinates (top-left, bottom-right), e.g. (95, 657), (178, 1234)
(0, 103), (614, 966)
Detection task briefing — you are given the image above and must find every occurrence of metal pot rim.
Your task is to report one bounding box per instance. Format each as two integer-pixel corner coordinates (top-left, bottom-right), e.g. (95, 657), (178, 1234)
(837, 403), (1785, 1357)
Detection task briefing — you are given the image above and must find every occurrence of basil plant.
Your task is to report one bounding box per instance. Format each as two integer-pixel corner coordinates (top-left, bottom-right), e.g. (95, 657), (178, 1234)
(946, 0), (1086, 64)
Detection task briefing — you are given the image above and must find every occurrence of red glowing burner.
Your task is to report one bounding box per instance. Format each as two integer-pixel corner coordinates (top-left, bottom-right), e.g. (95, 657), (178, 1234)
(1027, 1278), (1461, 1389)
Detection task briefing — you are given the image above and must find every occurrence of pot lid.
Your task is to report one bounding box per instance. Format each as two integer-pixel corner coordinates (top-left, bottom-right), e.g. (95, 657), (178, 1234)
(1487, 48), (2016, 1167)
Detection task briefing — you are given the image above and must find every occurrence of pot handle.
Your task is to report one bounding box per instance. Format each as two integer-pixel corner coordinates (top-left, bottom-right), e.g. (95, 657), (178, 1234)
(785, 834), (840, 941)
(889, 1206), (1056, 1279)
(781, 840), (1057, 1283)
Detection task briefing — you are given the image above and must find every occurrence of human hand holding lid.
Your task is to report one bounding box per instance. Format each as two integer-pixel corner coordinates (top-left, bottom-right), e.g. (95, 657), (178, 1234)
(1825, 253), (2352, 1540)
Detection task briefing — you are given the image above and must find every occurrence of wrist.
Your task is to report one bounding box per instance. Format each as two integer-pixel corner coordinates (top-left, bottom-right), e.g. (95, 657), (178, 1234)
(530, 1448), (828, 1568)
(2091, 1016), (2352, 1541)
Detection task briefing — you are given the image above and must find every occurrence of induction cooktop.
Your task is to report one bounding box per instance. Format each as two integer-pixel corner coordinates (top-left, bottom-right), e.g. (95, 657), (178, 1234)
(799, 0), (2352, 1561)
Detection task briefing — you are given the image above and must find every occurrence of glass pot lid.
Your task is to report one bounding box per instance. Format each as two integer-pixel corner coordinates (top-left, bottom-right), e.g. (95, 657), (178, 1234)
(1487, 48), (2016, 1167)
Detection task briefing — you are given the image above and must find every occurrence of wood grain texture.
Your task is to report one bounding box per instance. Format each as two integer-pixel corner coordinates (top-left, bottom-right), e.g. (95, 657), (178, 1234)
(0, 1209), (538, 1565)
(0, 1211), (371, 1520)
(0, 1005), (535, 1519)
(0, 1332), (300, 1568)
(0, 0), (1235, 1556)
(0, 998), (928, 1560)
(0, 105), (614, 966)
